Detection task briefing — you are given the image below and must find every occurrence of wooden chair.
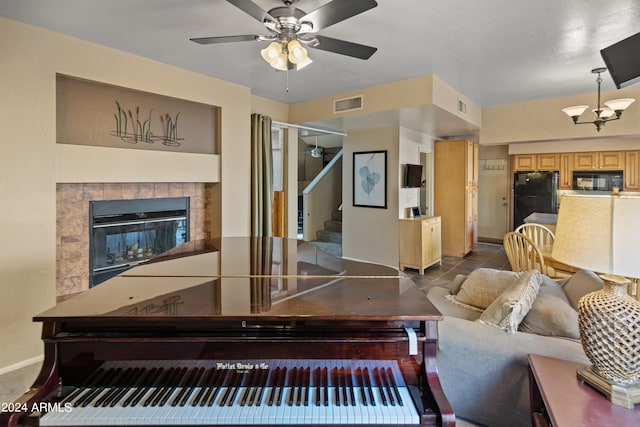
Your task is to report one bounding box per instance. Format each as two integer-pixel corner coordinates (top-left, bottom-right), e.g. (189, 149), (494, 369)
(503, 231), (549, 275)
(514, 223), (555, 256)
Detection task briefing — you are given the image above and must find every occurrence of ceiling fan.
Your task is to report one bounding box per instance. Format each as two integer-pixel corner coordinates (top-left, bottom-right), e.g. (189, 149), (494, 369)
(190, 0), (378, 70)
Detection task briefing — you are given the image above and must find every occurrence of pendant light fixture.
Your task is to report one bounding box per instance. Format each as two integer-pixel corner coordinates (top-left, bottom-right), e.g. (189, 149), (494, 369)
(310, 136), (322, 158)
(561, 67), (635, 132)
(260, 38), (313, 71)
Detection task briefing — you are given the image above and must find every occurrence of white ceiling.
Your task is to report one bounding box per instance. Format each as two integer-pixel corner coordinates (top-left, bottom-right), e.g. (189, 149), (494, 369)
(2, 0), (639, 107)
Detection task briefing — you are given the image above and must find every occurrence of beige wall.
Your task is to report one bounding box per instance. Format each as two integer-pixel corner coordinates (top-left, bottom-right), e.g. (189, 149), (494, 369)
(343, 127), (400, 268)
(480, 86), (640, 145)
(0, 17), (256, 372)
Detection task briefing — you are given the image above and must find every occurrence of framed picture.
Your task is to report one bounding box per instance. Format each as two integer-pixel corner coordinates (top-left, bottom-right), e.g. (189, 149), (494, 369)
(353, 150), (387, 208)
(412, 206), (422, 218)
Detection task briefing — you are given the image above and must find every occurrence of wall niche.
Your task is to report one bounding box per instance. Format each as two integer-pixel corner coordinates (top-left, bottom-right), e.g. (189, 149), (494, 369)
(56, 74), (220, 154)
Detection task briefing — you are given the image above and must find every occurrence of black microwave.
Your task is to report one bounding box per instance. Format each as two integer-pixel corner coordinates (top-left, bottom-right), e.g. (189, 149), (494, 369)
(572, 170), (623, 191)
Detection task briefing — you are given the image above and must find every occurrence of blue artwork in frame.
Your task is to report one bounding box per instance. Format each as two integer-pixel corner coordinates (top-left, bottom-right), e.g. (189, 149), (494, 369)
(353, 150), (387, 208)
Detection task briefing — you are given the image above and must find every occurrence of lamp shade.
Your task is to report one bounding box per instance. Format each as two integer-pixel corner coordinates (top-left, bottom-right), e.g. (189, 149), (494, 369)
(561, 105), (589, 117)
(552, 194), (640, 278)
(604, 98), (636, 111)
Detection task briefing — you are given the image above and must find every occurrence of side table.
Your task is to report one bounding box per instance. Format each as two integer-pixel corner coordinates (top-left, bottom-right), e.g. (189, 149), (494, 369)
(528, 354), (640, 426)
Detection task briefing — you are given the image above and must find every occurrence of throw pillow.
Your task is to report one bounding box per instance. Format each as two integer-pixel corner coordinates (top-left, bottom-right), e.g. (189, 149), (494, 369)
(561, 269), (604, 310)
(519, 277), (580, 339)
(478, 270), (542, 334)
(449, 274), (467, 295)
(454, 268), (524, 310)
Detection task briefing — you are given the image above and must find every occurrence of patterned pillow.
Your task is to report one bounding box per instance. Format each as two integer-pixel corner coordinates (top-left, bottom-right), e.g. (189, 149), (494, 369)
(478, 270), (542, 333)
(454, 268), (525, 310)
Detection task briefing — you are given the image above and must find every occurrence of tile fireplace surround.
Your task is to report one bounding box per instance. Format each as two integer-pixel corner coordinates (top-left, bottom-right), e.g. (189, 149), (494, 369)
(56, 183), (213, 297)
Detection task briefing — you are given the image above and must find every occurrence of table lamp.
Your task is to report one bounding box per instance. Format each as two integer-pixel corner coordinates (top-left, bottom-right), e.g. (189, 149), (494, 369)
(552, 194), (640, 408)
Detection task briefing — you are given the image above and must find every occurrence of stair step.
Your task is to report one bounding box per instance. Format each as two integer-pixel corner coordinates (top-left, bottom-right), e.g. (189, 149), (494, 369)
(309, 241), (342, 258)
(316, 229), (342, 243)
(331, 210), (342, 222)
(324, 220), (342, 232)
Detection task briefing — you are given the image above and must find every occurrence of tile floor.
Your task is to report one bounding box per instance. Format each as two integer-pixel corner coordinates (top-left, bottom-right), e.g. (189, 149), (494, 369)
(0, 243), (508, 426)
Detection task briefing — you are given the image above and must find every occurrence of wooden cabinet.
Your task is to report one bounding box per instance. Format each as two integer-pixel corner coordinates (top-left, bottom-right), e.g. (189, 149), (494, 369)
(537, 153), (560, 170)
(559, 153), (573, 189)
(399, 216), (442, 275)
(434, 139), (479, 257)
(574, 151), (624, 170)
(513, 154), (536, 171)
(625, 151), (640, 191)
(467, 140), (479, 186)
(513, 153), (559, 171)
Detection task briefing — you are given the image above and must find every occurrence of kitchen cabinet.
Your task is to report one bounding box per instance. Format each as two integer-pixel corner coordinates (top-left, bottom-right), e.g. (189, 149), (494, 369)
(434, 139), (479, 257)
(559, 153), (573, 189)
(574, 151), (624, 170)
(537, 153), (560, 170)
(513, 154), (536, 171)
(625, 151), (640, 191)
(399, 216), (442, 275)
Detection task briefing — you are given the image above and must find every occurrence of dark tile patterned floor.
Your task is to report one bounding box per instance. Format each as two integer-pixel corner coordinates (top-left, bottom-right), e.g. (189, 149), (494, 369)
(403, 242), (511, 294)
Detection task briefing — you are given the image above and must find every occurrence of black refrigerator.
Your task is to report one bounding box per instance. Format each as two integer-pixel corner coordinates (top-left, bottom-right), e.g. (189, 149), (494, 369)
(513, 171), (559, 229)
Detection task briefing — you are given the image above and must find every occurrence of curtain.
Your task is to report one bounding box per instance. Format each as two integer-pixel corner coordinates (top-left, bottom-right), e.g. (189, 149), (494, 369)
(250, 113), (274, 237)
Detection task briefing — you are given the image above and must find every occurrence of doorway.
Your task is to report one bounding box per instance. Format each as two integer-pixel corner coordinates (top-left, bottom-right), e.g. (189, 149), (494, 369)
(478, 158), (509, 243)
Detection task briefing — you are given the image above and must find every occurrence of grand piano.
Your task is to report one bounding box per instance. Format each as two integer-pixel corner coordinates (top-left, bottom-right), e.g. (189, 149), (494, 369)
(3, 237), (454, 426)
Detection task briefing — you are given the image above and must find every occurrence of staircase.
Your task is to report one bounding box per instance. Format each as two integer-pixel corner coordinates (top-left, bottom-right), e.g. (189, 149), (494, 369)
(310, 209), (342, 258)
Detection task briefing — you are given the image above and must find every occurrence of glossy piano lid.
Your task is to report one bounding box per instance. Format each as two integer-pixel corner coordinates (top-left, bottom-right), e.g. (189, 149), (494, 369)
(36, 237), (441, 321)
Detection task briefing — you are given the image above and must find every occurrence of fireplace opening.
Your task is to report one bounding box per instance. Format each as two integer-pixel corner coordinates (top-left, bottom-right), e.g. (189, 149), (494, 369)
(89, 197), (190, 286)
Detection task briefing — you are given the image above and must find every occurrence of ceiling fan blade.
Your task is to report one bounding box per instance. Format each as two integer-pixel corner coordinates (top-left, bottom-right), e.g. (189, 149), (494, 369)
(311, 35), (377, 60)
(301, 0), (377, 33)
(226, 0), (276, 25)
(190, 35), (259, 44)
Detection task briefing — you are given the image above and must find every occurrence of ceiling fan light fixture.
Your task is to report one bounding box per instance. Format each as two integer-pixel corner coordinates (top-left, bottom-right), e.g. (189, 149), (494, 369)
(287, 39), (308, 64)
(561, 68), (635, 131)
(261, 41), (282, 61)
(295, 55), (313, 70)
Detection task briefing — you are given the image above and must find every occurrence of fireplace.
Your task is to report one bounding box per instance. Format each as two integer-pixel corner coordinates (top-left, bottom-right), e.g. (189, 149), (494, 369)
(89, 197), (189, 286)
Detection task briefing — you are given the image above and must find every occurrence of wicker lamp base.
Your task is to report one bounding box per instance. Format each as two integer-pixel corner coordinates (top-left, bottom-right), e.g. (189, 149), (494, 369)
(577, 274), (640, 408)
(577, 365), (640, 409)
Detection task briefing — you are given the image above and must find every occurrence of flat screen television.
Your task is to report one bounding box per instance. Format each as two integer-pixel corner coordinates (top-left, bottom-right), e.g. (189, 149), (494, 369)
(403, 164), (423, 188)
(601, 31), (640, 89)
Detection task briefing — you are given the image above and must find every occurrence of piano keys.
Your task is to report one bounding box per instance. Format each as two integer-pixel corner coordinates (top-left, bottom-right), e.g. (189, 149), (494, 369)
(41, 359), (421, 425)
(3, 237), (454, 426)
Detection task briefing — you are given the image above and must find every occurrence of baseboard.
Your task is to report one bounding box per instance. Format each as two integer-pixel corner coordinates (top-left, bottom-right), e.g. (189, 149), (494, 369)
(0, 355), (43, 376)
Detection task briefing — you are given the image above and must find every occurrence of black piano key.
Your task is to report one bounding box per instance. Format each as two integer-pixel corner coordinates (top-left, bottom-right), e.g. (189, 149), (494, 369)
(363, 368), (376, 406)
(340, 367), (348, 406)
(287, 367), (297, 406)
(266, 367), (278, 406)
(386, 367), (404, 406)
(333, 367), (341, 407)
(346, 367), (356, 406)
(322, 367), (329, 407)
(373, 368), (388, 406)
(313, 367), (321, 407)
(302, 367), (310, 406)
(274, 367), (287, 406)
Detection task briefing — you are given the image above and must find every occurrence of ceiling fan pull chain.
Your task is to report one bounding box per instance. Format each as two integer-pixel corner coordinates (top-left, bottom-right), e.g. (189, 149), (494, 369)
(286, 69), (290, 92)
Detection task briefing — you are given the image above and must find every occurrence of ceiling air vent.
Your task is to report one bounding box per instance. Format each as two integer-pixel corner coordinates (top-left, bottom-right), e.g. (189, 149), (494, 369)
(334, 95), (363, 113)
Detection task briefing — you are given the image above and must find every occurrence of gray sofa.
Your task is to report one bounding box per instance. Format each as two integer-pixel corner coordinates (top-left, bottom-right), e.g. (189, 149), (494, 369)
(426, 269), (604, 427)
